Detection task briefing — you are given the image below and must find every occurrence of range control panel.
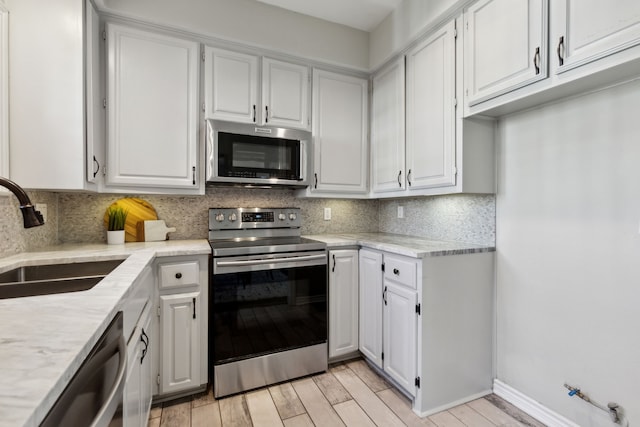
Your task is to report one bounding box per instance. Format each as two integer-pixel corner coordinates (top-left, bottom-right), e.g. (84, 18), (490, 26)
(208, 208), (301, 230)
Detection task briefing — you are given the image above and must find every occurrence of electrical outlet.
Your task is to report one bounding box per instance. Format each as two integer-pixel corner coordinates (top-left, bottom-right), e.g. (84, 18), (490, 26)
(324, 207), (331, 221)
(35, 203), (47, 223)
(397, 206), (404, 219)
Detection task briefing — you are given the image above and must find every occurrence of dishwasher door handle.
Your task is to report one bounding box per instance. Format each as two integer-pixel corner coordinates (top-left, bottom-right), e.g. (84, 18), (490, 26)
(216, 253), (326, 267)
(90, 335), (127, 427)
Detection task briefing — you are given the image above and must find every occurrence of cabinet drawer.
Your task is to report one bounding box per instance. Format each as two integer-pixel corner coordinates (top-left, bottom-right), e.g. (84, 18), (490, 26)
(384, 254), (417, 289)
(158, 261), (199, 290)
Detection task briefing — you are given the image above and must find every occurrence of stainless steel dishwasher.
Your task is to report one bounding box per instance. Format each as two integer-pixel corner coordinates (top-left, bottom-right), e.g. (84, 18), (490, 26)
(41, 312), (126, 427)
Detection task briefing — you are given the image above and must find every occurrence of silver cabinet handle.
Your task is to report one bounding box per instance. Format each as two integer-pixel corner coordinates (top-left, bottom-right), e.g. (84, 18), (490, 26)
(217, 253), (326, 267)
(557, 36), (564, 66)
(533, 47), (541, 75)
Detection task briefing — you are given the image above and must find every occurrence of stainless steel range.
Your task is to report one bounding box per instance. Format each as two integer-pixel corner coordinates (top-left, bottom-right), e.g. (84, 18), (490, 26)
(209, 207), (328, 398)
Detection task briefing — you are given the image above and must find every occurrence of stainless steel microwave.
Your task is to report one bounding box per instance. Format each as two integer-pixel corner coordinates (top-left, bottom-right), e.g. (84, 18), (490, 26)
(206, 120), (310, 187)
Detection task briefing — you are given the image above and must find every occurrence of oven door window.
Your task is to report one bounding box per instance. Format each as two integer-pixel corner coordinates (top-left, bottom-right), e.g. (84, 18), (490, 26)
(217, 132), (301, 180)
(212, 264), (327, 364)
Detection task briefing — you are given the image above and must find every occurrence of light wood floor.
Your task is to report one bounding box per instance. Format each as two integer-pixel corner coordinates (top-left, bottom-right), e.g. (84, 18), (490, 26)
(148, 359), (546, 427)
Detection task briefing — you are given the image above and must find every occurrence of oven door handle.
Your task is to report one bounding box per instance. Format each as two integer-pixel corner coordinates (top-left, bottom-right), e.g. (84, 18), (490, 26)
(216, 253), (326, 267)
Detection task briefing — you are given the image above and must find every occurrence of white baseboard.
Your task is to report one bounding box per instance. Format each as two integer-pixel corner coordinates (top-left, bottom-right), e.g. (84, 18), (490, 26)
(493, 379), (580, 427)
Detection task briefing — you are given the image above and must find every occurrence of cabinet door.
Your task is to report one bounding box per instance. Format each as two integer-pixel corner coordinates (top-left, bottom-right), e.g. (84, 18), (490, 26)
(160, 292), (201, 395)
(312, 69), (368, 194)
(123, 332), (142, 427)
(358, 249), (383, 368)
(383, 281), (417, 396)
(106, 24), (199, 189)
(371, 58), (406, 193)
(329, 250), (359, 359)
(0, 4), (7, 181)
(204, 47), (259, 123)
(552, 0), (640, 73)
(406, 20), (456, 190)
(465, 0), (547, 106)
(262, 58), (310, 130)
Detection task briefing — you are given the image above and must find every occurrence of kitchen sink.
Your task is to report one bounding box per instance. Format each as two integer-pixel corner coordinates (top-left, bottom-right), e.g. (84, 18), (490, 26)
(0, 260), (124, 299)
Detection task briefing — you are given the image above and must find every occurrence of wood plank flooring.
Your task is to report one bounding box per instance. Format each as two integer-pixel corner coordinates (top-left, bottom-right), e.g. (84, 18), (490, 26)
(149, 359), (546, 427)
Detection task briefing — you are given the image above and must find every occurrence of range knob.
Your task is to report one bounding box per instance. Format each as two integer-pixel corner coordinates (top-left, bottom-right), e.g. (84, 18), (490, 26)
(289, 213), (297, 221)
(278, 213), (286, 221)
(215, 213), (224, 222)
(228, 213), (237, 222)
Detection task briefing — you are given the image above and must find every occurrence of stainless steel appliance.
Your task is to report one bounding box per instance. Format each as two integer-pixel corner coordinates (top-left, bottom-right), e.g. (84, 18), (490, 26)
(41, 312), (126, 427)
(206, 120), (311, 187)
(209, 207), (327, 397)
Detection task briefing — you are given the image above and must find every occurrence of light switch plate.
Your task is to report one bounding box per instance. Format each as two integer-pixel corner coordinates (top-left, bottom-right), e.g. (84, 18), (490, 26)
(397, 206), (404, 219)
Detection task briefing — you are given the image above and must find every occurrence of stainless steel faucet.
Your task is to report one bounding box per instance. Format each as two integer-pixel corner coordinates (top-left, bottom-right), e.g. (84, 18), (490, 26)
(0, 177), (44, 228)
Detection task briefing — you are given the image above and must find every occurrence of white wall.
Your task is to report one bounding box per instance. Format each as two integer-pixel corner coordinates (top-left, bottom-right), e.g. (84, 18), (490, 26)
(369, 0), (467, 70)
(100, 0), (369, 71)
(496, 79), (640, 426)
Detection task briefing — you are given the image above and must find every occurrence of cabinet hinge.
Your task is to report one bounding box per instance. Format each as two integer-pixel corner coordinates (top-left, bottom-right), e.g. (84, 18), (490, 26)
(102, 30), (106, 41)
(102, 98), (106, 109)
(381, 263), (385, 272)
(202, 51), (206, 62)
(453, 98), (457, 108)
(465, 21), (469, 30)
(453, 166), (458, 176)
(102, 164), (107, 177)
(415, 377), (421, 388)
(453, 28), (458, 39)
(415, 303), (421, 315)
(157, 374), (161, 386)
(157, 306), (161, 317)
(202, 102), (206, 112)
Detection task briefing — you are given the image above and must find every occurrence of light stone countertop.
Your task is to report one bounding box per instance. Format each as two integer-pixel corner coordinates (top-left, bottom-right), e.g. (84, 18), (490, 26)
(304, 233), (495, 257)
(0, 240), (210, 427)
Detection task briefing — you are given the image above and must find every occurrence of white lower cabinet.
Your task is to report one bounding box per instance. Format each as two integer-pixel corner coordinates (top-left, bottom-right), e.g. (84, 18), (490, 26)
(383, 280), (417, 393)
(154, 255), (209, 399)
(123, 266), (154, 427)
(358, 248), (495, 415)
(328, 249), (359, 360)
(358, 249), (383, 368)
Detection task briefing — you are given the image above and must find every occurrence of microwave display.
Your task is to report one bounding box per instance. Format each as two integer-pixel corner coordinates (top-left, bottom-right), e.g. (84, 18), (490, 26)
(217, 132), (301, 180)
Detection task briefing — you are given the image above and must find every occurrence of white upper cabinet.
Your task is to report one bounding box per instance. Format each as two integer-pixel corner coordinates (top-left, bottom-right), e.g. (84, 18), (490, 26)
(464, 0), (548, 106)
(0, 4), (7, 181)
(204, 48), (310, 130)
(406, 20), (456, 190)
(106, 23), (200, 191)
(309, 69), (368, 195)
(262, 58), (310, 130)
(371, 57), (405, 193)
(551, 0), (640, 73)
(204, 48), (259, 124)
(8, 0), (99, 190)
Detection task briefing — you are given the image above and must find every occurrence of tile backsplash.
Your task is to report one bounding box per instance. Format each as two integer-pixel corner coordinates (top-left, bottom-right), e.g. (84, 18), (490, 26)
(0, 188), (494, 258)
(378, 194), (495, 246)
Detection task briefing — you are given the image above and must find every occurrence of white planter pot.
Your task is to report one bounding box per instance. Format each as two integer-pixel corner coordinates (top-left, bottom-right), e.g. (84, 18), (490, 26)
(107, 230), (125, 245)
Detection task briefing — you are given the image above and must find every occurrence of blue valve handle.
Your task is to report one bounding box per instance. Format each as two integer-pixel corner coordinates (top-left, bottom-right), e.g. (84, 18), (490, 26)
(568, 389), (579, 396)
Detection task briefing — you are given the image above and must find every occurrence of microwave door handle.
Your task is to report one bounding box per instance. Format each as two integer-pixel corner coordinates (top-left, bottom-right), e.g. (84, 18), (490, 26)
(217, 253), (326, 267)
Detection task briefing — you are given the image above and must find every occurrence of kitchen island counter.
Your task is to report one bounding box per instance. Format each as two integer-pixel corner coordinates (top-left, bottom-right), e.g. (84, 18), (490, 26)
(0, 240), (210, 427)
(304, 232), (494, 258)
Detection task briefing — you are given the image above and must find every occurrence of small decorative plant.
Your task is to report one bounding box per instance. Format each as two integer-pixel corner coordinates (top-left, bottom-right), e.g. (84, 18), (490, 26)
(107, 206), (128, 231)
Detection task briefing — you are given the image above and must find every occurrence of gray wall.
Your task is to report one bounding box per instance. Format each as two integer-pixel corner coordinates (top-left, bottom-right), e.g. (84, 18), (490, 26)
(496, 79), (640, 425)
